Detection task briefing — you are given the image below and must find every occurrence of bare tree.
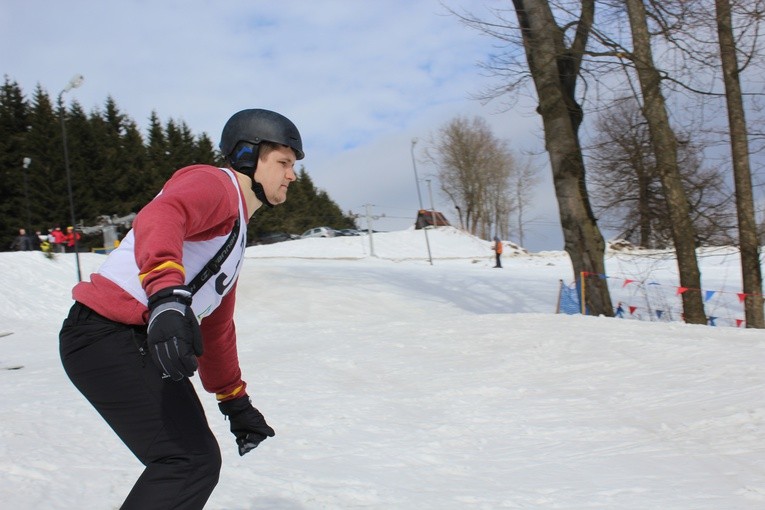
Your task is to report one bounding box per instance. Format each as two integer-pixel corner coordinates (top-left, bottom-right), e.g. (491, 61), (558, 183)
(449, 0), (764, 322)
(624, 0), (706, 324)
(589, 97), (737, 248)
(425, 116), (515, 239)
(507, 0), (613, 316)
(510, 154), (541, 247)
(715, 0), (764, 328)
(588, 98), (656, 246)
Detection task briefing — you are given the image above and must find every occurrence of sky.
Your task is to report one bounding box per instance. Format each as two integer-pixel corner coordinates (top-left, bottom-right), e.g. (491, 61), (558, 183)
(1, 229), (764, 509)
(0, 0), (566, 251)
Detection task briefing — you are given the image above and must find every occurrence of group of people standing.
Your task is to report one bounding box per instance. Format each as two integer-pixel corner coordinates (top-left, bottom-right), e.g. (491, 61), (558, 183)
(9, 226), (80, 253)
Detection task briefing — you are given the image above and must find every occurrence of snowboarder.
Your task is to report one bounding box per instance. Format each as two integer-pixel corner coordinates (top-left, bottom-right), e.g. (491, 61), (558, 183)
(59, 108), (304, 509)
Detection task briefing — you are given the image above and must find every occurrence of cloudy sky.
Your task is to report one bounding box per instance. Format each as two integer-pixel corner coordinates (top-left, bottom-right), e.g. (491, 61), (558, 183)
(1, 0), (565, 250)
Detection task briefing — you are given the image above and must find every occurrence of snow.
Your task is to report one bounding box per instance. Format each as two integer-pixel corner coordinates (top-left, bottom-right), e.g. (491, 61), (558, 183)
(1, 227), (764, 509)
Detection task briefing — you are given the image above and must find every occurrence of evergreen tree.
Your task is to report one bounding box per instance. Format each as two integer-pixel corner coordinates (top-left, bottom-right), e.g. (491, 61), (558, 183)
(120, 119), (151, 211)
(194, 132), (220, 166)
(247, 168), (356, 241)
(165, 119), (198, 170)
(146, 111), (172, 193)
(89, 97), (127, 216)
(65, 100), (98, 225)
(27, 86), (69, 232)
(0, 80), (353, 250)
(0, 77), (30, 247)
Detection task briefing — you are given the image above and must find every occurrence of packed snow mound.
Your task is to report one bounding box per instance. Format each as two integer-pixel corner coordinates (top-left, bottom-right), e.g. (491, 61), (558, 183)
(0, 231), (763, 509)
(247, 226), (529, 260)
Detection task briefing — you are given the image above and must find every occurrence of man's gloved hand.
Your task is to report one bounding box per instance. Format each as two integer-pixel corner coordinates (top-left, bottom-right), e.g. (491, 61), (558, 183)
(219, 396), (275, 456)
(146, 285), (203, 381)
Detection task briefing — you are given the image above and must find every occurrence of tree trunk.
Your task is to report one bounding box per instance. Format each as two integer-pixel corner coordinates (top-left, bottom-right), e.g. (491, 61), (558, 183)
(625, 0), (706, 324)
(512, 0), (612, 316)
(637, 165), (652, 247)
(715, 0), (764, 328)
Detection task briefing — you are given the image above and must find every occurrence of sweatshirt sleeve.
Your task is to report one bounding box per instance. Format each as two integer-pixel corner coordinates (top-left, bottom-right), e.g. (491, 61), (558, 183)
(131, 165), (246, 399)
(197, 282), (248, 401)
(134, 165), (240, 298)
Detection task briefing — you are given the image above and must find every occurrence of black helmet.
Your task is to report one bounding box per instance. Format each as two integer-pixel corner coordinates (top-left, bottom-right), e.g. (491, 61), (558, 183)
(219, 108), (304, 165)
(219, 108), (303, 208)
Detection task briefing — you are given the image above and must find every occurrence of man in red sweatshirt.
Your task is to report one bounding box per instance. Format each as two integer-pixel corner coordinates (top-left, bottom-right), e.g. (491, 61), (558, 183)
(59, 108), (303, 509)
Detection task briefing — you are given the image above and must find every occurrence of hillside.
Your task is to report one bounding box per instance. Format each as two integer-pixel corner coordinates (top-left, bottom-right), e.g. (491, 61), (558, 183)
(0, 228), (763, 509)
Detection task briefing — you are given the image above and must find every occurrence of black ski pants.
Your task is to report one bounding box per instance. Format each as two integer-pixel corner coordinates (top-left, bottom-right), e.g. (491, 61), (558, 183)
(60, 302), (221, 509)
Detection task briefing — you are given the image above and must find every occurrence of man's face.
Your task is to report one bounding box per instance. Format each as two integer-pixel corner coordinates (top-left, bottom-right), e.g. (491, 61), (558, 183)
(254, 145), (297, 205)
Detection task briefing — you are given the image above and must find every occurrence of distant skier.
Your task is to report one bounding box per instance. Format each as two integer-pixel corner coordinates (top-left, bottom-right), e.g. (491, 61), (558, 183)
(59, 108), (304, 509)
(492, 235), (503, 268)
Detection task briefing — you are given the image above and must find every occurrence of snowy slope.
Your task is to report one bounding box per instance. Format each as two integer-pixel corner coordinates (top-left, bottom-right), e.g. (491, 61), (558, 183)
(0, 228), (763, 509)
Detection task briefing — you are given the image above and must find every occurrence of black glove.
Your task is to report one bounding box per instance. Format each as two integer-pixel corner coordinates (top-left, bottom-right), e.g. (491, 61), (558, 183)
(219, 396), (275, 456)
(146, 285), (203, 381)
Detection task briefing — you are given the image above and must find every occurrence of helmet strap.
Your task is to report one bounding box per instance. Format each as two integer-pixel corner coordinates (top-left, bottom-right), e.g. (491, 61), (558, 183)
(252, 180), (274, 208)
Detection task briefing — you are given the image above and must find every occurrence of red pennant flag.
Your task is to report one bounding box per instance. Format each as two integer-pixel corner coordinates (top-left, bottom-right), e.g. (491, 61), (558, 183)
(623, 279), (635, 287)
(737, 293), (747, 303)
(629, 306), (637, 315)
(736, 319), (745, 327)
(677, 287), (689, 295)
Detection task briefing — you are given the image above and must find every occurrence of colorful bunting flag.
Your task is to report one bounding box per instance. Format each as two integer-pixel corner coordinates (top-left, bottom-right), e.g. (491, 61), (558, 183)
(574, 270), (753, 328)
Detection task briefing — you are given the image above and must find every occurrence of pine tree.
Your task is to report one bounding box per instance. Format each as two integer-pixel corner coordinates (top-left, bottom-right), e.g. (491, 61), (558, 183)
(0, 77), (30, 247)
(247, 168), (356, 242)
(147, 111), (171, 193)
(27, 86), (69, 232)
(0, 80), (355, 250)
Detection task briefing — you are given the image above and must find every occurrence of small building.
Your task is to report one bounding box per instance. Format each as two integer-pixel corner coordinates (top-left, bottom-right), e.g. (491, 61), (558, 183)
(415, 209), (450, 229)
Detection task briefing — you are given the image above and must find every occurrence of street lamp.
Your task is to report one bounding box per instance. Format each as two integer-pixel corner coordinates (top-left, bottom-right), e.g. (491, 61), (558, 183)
(22, 157), (32, 230)
(410, 138), (425, 210)
(410, 138), (433, 265)
(425, 179), (437, 229)
(59, 74), (84, 282)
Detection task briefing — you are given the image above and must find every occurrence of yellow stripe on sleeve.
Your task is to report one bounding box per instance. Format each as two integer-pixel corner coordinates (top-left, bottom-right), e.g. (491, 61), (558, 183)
(138, 261), (186, 283)
(216, 384), (244, 401)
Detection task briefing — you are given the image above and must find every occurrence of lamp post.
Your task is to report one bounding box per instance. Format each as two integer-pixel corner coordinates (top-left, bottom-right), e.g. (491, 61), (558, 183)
(410, 138), (425, 210)
(426, 179), (437, 228)
(59, 74), (84, 282)
(22, 157), (32, 230)
(410, 138), (432, 265)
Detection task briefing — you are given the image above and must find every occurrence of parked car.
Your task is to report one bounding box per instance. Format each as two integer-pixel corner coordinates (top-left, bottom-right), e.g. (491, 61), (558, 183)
(336, 228), (361, 236)
(252, 232), (296, 245)
(300, 226), (336, 238)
